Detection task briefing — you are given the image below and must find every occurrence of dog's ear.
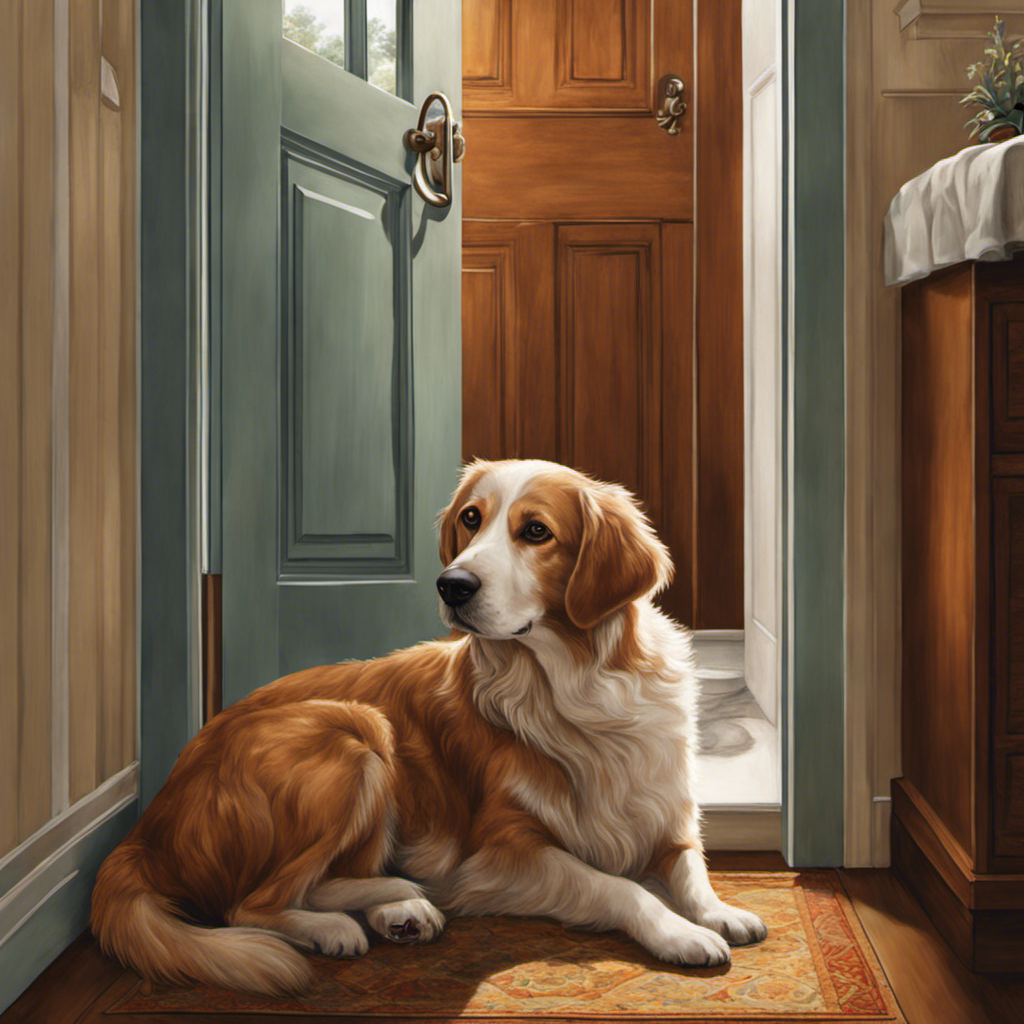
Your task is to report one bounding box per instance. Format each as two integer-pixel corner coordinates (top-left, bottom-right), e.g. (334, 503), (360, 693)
(437, 460), (489, 566)
(564, 483), (673, 629)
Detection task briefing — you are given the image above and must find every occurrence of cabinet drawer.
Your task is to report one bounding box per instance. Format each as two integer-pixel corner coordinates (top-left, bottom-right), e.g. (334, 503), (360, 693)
(992, 303), (1024, 451)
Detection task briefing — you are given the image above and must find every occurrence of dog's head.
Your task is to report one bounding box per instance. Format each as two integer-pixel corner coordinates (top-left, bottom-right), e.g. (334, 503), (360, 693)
(436, 459), (672, 641)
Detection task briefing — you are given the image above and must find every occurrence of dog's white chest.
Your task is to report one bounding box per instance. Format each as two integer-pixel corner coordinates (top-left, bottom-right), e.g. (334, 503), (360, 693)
(473, 610), (700, 877)
(510, 713), (694, 877)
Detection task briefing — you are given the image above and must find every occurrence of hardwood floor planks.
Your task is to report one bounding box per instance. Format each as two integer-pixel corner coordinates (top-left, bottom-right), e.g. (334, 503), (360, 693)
(839, 868), (1024, 1024)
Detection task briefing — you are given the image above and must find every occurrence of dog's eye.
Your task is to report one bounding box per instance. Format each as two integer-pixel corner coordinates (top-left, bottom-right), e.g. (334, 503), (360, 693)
(460, 506), (481, 530)
(522, 520), (552, 544)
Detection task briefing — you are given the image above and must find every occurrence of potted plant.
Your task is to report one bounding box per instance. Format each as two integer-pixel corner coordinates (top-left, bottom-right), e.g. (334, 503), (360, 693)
(961, 16), (1024, 143)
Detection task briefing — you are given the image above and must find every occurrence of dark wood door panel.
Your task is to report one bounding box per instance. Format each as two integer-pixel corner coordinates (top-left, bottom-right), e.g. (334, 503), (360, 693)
(557, 222), (661, 517)
(463, 0), (662, 111)
(462, 220), (557, 463)
(462, 242), (516, 461)
(462, 117), (693, 221)
(660, 221), (695, 625)
(463, 0), (512, 98)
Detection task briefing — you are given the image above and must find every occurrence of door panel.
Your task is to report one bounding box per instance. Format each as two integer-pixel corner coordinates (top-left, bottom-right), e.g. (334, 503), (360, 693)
(557, 222), (662, 522)
(462, 220), (556, 462)
(461, 243), (517, 460)
(280, 136), (412, 576)
(218, 0), (462, 704)
(463, 118), (692, 220)
(743, 61), (781, 724)
(463, 0), (672, 110)
(559, 0), (645, 98)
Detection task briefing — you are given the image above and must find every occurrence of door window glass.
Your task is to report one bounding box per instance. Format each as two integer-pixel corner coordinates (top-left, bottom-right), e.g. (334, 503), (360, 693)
(282, 1), (401, 97)
(367, 0), (398, 95)
(282, 1), (346, 71)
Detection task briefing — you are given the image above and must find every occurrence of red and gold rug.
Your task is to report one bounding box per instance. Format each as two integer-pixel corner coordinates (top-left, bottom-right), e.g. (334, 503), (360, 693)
(98, 871), (904, 1022)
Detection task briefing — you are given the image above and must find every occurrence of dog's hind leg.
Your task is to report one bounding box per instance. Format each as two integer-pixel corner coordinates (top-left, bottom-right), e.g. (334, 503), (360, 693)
(225, 700), (398, 958)
(307, 877), (446, 944)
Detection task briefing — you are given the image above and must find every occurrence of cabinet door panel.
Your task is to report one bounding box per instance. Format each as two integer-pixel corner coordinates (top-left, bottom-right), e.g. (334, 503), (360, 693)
(994, 750), (1024, 859)
(993, 478), (1024, 736)
(992, 303), (1024, 451)
(991, 476), (1024, 859)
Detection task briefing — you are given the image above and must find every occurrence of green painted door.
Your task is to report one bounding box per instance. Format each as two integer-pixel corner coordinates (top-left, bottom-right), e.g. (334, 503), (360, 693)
(215, 0), (461, 706)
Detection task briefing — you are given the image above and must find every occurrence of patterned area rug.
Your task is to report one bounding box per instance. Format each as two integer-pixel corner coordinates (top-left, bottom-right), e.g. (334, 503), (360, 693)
(101, 872), (904, 1022)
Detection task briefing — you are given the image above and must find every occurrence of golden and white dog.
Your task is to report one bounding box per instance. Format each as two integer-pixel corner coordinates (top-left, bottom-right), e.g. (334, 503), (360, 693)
(91, 458), (767, 994)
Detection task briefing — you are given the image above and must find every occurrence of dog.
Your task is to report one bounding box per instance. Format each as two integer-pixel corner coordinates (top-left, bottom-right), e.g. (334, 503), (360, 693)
(91, 458), (767, 995)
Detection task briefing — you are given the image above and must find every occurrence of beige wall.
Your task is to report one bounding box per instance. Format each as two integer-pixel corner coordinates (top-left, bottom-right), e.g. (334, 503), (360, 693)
(845, 0), (1024, 866)
(0, 0), (136, 860)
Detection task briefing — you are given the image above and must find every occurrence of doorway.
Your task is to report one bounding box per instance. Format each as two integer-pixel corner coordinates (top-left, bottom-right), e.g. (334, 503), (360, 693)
(173, 0), (842, 871)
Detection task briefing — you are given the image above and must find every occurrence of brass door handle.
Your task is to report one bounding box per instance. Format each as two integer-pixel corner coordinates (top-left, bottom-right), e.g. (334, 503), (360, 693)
(404, 92), (464, 208)
(655, 74), (686, 135)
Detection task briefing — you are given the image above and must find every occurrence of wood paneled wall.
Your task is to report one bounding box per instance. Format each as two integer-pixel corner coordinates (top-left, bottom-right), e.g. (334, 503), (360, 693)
(1, 0), (56, 853)
(844, 1), (1024, 866)
(0, 0), (136, 858)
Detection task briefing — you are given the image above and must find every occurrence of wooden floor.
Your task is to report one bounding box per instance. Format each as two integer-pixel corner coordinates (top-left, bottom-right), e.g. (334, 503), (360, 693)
(3, 853), (1023, 1024)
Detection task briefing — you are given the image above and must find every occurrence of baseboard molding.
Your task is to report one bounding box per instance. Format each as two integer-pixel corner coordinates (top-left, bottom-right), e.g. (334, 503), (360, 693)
(0, 762), (138, 901)
(892, 778), (1024, 971)
(691, 630), (744, 643)
(0, 801), (137, 1014)
(703, 805), (781, 851)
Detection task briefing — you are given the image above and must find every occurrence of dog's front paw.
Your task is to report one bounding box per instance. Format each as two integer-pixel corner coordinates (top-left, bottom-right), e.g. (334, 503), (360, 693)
(366, 898), (445, 944)
(640, 912), (731, 967)
(298, 911), (370, 958)
(698, 902), (767, 946)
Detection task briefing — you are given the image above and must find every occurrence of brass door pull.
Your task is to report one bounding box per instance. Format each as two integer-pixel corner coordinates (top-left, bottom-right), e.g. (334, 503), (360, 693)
(655, 74), (686, 135)
(404, 92), (465, 208)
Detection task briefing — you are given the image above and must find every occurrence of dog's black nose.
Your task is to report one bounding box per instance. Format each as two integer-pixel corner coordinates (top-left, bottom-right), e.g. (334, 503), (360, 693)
(437, 568), (481, 607)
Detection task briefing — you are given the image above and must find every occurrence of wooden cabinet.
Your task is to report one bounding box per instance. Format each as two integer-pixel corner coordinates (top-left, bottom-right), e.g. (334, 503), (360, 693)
(895, 252), (1024, 971)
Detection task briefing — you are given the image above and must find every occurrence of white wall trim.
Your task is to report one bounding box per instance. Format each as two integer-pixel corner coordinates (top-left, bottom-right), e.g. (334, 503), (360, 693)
(691, 629), (744, 643)
(0, 762), (138, 902)
(0, 872), (78, 950)
(748, 63), (777, 98)
(703, 806), (782, 851)
(50, 0), (71, 821)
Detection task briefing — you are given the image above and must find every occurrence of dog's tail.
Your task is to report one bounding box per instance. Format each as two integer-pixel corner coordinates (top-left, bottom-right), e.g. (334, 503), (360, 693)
(90, 841), (312, 995)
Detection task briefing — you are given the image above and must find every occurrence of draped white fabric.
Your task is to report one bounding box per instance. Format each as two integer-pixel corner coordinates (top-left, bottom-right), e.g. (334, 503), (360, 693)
(884, 136), (1024, 286)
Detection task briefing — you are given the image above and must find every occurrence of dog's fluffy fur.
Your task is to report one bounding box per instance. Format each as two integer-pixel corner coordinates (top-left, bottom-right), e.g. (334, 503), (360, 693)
(91, 459), (767, 994)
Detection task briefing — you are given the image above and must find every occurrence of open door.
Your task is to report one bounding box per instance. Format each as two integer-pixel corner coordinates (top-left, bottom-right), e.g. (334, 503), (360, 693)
(215, 0), (462, 706)
(742, 0), (781, 730)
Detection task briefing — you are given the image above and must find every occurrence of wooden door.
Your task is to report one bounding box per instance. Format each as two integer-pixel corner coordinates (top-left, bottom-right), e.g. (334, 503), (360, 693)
(460, 0), (742, 627)
(742, 0), (781, 724)
(216, 0), (463, 707)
